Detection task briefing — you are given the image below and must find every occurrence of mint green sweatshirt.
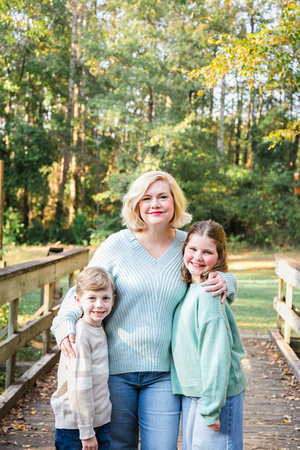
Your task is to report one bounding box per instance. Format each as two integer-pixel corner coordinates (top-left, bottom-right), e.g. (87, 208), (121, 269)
(171, 283), (248, 426)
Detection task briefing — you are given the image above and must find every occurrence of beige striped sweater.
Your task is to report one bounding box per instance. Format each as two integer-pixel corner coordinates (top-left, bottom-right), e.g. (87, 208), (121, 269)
(51, 318), (111, 440)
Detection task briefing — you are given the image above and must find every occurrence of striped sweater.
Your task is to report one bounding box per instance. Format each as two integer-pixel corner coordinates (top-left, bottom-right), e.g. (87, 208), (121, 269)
(51, 318), (111, 439)
(51, 229), (237, 375)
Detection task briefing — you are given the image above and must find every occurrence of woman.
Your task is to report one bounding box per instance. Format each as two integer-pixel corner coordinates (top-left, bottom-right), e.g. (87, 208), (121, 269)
(51, 171), (237, 450)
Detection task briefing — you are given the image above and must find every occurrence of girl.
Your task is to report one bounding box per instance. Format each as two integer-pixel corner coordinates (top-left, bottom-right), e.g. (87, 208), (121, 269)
(171, 220), (248, 450)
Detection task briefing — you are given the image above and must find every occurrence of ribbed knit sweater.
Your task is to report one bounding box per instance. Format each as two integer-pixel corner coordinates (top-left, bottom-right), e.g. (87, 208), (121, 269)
(51, 318), (111, 440)
(171, 284), (248, 426)
(51, 229), (237, 375)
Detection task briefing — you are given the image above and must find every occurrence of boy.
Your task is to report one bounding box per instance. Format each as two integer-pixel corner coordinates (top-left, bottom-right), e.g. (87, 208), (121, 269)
(51, 267), (115, 450)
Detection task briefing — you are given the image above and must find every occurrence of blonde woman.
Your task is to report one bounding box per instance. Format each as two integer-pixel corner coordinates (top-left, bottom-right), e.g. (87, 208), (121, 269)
(51, 171), (237, 450)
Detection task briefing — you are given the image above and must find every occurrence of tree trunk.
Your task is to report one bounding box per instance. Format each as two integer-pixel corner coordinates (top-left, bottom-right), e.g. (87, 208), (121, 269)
(217, 77), (225, 155)
(80, 2), (87, 210)
(56, 0), (78, 217)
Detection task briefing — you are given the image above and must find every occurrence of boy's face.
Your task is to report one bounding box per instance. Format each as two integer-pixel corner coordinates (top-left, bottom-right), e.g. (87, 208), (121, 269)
(75, 288), (115, 328)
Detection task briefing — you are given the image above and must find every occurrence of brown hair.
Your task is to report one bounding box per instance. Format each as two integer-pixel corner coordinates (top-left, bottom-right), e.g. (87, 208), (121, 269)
(181, 220), (228, 283)
(76, 267), (115, 297)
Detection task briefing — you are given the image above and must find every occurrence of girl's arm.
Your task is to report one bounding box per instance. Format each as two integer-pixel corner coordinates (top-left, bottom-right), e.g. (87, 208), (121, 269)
(197, 293), (232, 426)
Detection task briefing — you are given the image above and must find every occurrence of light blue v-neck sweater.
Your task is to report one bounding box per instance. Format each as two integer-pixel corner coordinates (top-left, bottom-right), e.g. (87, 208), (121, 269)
(51, 229), (237, 375)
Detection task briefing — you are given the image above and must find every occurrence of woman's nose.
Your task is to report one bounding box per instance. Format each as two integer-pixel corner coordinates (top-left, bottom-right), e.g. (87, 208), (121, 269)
(151, 197), (160, 207)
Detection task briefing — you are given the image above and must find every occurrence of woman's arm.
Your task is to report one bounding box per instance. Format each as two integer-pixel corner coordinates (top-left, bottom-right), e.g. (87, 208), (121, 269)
(50, 285), (82, 347)
(201, 272), (237, 304)
(51, 234), (116, 355)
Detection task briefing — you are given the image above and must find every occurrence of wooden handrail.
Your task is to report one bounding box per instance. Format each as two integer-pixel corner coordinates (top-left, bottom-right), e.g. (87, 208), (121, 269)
(0, 248), (89, 306)
(0, 247), (89, 392)
(273, 255), (300, 344)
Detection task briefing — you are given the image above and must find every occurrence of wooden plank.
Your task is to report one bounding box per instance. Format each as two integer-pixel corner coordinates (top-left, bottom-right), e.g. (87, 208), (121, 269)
(0, 248), (89, 306)
(277, 277), (284, 330)
(273, 296), (300, 335)
(43, 283), (53, 355)
(275, 254), (300, 290)
(284, 283), (293, 343)
(5, 298), (19, 388)
(0, 304), (60, 365)
(269, 328), (300, 383)
(0, 347), (60, 421)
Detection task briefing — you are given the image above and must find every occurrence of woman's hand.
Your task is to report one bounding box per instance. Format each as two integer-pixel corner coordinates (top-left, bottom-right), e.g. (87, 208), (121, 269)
(60, 334), (76, 360)
(201, 272), (227, 303)
(208, 418), (220, 432)
(82, 436), (98, 450)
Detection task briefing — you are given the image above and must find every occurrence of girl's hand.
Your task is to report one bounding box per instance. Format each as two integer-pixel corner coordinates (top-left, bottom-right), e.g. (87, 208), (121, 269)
(201, 272), (227, 303)
(60, 334), (76, 360)
(208, 418), (220, 432)
(82, 435), (98, 450)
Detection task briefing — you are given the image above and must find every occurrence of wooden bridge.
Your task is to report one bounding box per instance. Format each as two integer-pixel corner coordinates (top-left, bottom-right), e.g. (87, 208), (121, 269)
(0, 252), (299, 449)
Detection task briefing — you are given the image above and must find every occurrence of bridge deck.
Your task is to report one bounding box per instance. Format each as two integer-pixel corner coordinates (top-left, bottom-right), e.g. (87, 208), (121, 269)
(0, 335), (299, 449)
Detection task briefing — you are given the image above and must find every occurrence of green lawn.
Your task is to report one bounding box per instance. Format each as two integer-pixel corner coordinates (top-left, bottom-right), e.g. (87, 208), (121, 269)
(231, 267), (300, 332)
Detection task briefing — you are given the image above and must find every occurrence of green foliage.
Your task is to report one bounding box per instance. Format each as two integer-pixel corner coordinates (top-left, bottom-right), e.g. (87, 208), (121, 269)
(0, 0), (299, 249)
(69, 212), (93, 245)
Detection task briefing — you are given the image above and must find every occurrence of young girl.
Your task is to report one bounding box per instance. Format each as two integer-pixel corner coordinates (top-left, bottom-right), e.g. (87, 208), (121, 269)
(171, 220), (248, 450)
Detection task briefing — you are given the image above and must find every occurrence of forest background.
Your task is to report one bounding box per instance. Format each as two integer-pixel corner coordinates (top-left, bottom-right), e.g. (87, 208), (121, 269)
(1, 0), (299, 250)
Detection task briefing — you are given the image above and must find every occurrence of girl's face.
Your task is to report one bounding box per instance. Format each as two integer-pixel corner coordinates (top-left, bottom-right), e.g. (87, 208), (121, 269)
(138, 180), (174, 230)
(184, 233), (219, 284)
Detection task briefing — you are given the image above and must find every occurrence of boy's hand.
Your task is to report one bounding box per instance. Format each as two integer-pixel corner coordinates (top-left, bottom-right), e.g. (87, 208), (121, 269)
(82, 435), (98, 449)
(208, 418), (220, 432)
(201, 272), (227, 303)
(60, 334), (76, 360)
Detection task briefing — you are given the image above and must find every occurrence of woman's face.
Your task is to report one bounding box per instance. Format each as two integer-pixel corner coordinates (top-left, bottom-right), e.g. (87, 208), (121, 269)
(138, 180), (175, 229)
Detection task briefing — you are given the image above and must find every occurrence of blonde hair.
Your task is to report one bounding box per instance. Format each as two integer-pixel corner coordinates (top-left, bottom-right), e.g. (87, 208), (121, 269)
(76, 267), (115, 297)
(121, 171), (192, 230)
(181, 220), (228, 283)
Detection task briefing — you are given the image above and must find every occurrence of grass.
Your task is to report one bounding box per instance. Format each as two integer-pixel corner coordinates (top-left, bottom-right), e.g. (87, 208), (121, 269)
(231, 269), (278, 331)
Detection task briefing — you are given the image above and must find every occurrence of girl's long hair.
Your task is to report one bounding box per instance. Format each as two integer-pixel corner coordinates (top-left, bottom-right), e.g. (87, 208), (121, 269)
(181, 220), (228, 283)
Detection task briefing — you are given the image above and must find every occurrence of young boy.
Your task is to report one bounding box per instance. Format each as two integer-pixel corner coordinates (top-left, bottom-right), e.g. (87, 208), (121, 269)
(51, 267), (115, 450)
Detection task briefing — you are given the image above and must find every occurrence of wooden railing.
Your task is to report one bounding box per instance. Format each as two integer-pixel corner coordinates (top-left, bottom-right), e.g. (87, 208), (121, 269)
(0, 248), (89, 419)
(273, 255), (300, 342)
(271, 255), (300, 382)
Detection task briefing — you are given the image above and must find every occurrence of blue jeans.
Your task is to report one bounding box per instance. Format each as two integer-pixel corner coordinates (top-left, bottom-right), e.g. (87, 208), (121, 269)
(182, 390), (245, 450)
(108, 372), (181, 450)
(55, 422), (111, 449)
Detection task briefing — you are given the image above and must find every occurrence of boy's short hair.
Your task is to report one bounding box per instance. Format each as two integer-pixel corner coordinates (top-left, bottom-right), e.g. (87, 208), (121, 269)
(121, 170), (192, 230)
(76, 267), (115, 297)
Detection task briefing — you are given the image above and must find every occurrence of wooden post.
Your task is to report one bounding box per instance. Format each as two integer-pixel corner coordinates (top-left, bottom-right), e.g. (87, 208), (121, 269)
(43, 283), (53, 355)
(0, 160), (4, 266)
(69, 272), (74, 289)
(277, 278), (284, 331)
(284, 283), (293, 344)
(5, 298), (19, 389)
